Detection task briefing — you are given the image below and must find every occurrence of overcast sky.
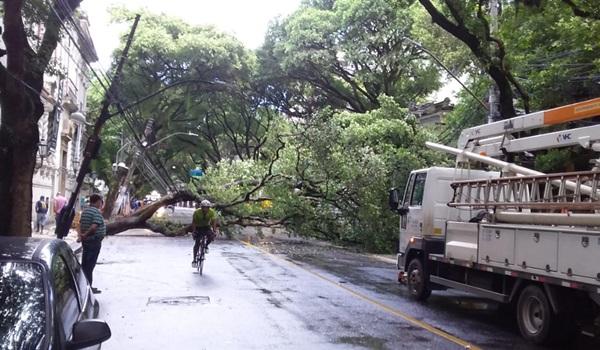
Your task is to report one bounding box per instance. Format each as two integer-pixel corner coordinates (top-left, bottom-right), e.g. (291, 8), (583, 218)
(81, 0), (301, 69)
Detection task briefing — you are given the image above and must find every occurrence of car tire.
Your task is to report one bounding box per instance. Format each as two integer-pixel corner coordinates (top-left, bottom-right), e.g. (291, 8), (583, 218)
(407, 258), (431, 301)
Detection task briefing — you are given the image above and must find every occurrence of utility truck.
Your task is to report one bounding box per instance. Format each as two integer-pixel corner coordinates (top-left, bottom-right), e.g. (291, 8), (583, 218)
(389, 97), (600, 344)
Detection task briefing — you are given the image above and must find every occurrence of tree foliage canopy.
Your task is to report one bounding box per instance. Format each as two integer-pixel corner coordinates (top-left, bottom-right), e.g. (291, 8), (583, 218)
(54, 0), (600, 251)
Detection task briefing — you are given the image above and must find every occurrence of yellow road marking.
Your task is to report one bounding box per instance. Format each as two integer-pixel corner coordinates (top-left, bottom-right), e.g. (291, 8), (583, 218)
(240, 239), (480, 350)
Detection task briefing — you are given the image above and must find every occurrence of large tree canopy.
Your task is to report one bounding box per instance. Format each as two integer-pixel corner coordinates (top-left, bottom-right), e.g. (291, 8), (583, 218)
(95, 4), (447, 251)
(258, 0), (441, 117)
(4, 0), (597, 250)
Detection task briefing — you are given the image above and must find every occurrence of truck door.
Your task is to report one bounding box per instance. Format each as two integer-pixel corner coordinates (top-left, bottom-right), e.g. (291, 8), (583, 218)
(399, 171), (427, 254)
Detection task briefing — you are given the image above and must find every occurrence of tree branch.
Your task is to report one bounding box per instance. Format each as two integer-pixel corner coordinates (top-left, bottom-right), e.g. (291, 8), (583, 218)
(106, 190), (201, 235)
(224, 215), (294, 228)
(561, 0), (600, 20)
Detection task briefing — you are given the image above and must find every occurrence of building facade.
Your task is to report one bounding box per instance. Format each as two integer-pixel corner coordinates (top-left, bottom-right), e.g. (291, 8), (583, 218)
(31, 15), (98, 225)
(409, 98), (454, 125)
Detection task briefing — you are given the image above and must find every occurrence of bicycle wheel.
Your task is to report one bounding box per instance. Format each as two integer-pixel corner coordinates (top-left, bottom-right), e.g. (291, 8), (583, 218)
(197, 237), (206, 275)
(198, 254), (205, 275)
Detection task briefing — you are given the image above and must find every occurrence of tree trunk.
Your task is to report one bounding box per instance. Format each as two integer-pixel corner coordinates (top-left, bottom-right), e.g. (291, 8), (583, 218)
(488, 65), (517, 119)
(0, 134), (37, 236)
(103, 157), (138, 219)
(418, 0), (519, 119)
(0, 0), (82, 236)
(106, 190), (200, 235)
(102, 180), (121, 219)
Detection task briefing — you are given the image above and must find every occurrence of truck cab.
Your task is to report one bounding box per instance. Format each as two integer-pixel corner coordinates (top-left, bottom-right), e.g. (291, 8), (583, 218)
(390, 167), (498, 272)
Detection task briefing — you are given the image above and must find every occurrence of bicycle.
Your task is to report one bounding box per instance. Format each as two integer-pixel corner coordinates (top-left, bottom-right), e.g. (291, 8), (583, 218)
(193, 231), (209, 275)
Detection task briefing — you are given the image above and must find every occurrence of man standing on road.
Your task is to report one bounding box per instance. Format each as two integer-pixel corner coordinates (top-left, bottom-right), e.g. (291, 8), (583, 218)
(35, 196), (48, 233)
(78, 194), (106, 294)
(53, 192), (67, 228)
(191, 200), (219, 266)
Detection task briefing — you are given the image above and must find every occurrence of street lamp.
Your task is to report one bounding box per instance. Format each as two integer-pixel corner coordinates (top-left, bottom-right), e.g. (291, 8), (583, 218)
(115, 140), (133, 165)
(35, 138), (48, 170)
(142, 131), (198, 149)
(72, 157), (80, 176)
(111, 161), (129, 174)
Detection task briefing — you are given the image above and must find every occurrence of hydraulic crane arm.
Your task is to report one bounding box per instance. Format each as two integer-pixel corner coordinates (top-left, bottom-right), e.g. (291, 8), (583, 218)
(457, 97), (600, 155)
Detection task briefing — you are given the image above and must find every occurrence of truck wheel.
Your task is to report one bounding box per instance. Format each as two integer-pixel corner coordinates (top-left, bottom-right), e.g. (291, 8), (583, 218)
(407, 258), (431, 301)
(516, 285), (557, 344)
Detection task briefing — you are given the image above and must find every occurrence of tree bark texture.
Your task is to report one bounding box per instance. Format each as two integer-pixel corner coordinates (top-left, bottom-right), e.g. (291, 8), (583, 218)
(106, 191), (201, 235)
(0, 0), (82, 236)
(418, 0), (521, 119)
(0, 0), (41, 235)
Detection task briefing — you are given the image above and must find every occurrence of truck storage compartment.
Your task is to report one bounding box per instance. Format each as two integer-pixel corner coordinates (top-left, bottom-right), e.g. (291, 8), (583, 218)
(445, 221), (478, 262)
(558, 231), (600, 280)
(479, 225), (515, 266)
(515, 229), (558, 271)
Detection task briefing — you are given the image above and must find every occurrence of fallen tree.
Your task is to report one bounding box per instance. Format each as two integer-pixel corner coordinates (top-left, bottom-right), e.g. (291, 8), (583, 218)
(105, 133), (289, 236)
(105, 190), (291, 236)
(106, 190), (200, 235)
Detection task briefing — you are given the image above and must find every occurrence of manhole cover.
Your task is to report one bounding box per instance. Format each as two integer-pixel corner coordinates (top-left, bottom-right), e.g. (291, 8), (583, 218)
(147, 296), (210, 306)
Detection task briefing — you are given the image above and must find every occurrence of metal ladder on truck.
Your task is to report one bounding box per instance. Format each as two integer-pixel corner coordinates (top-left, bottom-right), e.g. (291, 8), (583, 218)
(447, 171), (600, 226)
(423, 97), (600, 225)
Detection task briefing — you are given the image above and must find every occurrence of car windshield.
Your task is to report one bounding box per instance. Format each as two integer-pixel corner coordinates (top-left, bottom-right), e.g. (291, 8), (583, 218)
(0, 262), (46, 350)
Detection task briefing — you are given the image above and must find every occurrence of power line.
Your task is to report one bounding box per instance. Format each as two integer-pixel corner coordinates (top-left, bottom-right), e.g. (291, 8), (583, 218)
(45, 2), (182, 194)
(47, 0), (111, 94)
(54, 0), (116, 90)
(46, 2), (175, 190)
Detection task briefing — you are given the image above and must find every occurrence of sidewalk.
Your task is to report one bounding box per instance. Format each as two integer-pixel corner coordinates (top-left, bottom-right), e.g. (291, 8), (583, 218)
(31, 225), (82, 254)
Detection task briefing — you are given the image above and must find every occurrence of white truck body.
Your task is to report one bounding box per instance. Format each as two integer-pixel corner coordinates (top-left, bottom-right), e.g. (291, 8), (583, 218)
(401, 167), (600, 289)
(392, 97), (600, 344)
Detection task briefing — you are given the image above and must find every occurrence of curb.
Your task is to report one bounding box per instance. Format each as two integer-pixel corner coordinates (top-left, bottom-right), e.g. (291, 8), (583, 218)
(367, 254), (397, 264)
(238, 232), (398, 265)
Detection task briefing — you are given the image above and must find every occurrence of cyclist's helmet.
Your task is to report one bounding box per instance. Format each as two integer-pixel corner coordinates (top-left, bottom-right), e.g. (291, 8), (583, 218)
(200, 199), (212, 207)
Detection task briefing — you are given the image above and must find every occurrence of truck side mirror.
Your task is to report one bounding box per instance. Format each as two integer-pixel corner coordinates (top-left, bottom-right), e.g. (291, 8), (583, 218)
(388, 188), (399, 211)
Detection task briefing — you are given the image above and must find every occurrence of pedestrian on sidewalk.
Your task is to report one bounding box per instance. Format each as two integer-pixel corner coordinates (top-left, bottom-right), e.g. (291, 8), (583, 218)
(35, 196), (48, 233)
(53, 192), (67, 236)
(78, 194), (106, 294)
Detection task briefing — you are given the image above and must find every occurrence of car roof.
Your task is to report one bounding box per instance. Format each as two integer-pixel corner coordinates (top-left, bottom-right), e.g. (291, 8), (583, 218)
(0, 237), (65, 263)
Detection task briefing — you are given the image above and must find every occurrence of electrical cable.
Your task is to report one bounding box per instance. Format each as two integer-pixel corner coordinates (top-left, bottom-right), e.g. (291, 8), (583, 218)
(48, 2), (111, 96)
(42, 3), (184, 192)
(16, 1), (179, 197)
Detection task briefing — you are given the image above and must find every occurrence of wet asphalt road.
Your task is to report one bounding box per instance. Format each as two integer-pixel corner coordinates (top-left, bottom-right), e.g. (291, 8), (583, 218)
(93, 231), (598, 350)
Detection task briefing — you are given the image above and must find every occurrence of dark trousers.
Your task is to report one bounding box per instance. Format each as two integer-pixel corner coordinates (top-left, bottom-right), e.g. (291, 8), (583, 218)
(55, 213), (63, 239)
(193, 227), (215, 259)
(82, 240), (102, 286)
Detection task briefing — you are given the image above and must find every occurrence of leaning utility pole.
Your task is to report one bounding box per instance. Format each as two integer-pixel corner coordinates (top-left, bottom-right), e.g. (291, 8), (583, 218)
(55, 15), (141, 239)
(103, 118), (155, 219)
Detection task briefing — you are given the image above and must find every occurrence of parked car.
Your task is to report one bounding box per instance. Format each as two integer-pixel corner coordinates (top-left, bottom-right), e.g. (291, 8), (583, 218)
(0, 237), (111, 349)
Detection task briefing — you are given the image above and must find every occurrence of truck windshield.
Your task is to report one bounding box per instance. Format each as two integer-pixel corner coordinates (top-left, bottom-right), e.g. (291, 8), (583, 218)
(0, 262), (46, 350)
(410, 173), (427, 206)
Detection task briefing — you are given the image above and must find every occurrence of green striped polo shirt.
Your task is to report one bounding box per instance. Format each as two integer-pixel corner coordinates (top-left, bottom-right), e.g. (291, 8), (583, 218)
(80, 206), (106, 241)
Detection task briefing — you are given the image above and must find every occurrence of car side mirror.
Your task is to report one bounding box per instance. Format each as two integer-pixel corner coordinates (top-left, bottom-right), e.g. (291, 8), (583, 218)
(66, 319), (111, 350)
(388, 188), (400, 211)
(397, 207), (409, 216)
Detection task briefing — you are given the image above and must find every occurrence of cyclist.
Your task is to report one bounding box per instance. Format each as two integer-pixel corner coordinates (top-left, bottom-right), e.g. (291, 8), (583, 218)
(191, 199), (219, 266)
